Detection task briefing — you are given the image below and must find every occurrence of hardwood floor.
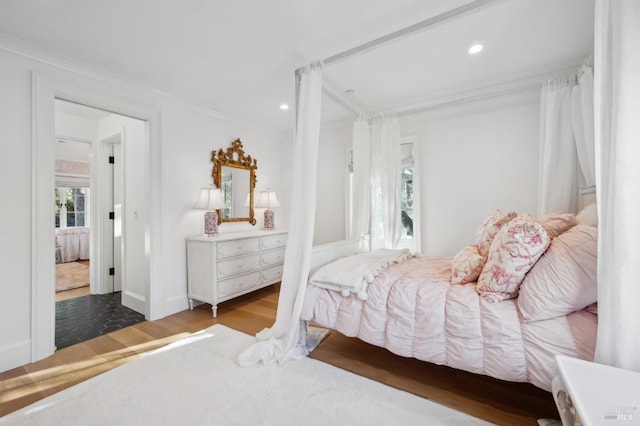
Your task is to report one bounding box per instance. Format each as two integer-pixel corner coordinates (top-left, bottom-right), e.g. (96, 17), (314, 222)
(0, 284), (558, 424)
(55, 285), (90, 302)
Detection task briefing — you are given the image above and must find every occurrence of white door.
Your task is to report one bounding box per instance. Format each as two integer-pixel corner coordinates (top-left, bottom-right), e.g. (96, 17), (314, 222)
(113, 141), (123, 292)
(99, 137), (123, 294)
(101, 142), (115, 293)
(98, 124), (145, 316)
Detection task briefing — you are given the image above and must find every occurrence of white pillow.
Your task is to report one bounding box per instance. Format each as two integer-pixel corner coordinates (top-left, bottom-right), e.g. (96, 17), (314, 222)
(576, 203), (598, 226)
(518, 224), (597, 322)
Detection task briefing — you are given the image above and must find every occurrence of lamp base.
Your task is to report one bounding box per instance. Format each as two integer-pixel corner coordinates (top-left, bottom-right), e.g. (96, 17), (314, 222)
(204, 211), (219, 236)
(263, 209), (275, 230)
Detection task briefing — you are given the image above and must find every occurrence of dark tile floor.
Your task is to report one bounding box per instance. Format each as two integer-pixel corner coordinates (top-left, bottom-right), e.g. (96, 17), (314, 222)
(55, 292), (146, 350)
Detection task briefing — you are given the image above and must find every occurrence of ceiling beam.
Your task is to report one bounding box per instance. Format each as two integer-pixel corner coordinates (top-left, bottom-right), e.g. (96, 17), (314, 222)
(322, 0), (504, 67)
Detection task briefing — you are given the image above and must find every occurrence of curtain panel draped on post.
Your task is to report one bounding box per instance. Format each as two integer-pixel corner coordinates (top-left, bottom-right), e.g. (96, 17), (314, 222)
(537, 76), (578, 215)
(370, 116), (402, 250)
(238, 62), (323, 366)
(537, 65), (596, 215)
(572, 66), (596, 188)
(349, 115), (402, 249)
(350, 115), (371, 239)
(593, 0), (640, 371)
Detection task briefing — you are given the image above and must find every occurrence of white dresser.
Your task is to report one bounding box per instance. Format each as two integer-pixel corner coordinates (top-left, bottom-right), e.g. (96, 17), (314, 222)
(186, 229), (287, 317)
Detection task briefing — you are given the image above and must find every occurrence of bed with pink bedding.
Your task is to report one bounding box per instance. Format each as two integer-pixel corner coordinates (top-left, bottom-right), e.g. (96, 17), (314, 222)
(301, 211), (599, 392)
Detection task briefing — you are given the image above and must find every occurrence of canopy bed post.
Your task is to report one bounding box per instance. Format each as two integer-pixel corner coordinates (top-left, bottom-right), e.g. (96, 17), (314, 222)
(593, 0), (640, 371)
(238, 62), (323, 365)
(238, 0), (505, 366)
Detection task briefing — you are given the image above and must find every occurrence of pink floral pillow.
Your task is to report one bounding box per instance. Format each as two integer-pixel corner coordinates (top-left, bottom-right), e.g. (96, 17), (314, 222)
(474, 210), (517, 257)
(450, 245), (486, 284)
(477, 216), (551, 302)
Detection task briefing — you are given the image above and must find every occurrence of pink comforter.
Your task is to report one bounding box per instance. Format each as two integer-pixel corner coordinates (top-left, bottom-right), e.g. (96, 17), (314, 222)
(300, 256), (597, 391)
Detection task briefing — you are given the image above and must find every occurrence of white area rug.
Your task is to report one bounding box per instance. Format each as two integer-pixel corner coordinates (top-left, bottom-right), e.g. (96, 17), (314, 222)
(0, 325), (491, 425)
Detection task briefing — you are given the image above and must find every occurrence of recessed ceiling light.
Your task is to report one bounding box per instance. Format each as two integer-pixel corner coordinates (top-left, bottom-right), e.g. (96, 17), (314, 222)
(279, 103), (289, 110)
(468, 43), (484, 55)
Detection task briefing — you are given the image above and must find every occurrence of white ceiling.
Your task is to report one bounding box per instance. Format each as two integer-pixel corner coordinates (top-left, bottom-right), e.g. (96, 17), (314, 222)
(0, 0), (594, 133)
(55, 99), (112, 121)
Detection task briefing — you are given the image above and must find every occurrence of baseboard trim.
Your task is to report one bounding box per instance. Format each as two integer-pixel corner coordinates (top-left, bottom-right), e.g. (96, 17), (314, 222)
(164, 295), (190, 317)
(0, 339), (31, 373)
(121, 291), (146, 318)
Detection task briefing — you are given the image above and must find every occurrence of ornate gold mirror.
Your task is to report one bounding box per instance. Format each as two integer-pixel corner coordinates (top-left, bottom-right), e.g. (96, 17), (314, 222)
(212, 138), (257, 225)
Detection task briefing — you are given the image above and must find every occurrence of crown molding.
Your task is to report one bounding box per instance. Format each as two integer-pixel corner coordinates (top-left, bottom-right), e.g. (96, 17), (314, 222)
(319, 56), (586, 130)
(371, 57), (585, 117)
(0, 34), (281, 137)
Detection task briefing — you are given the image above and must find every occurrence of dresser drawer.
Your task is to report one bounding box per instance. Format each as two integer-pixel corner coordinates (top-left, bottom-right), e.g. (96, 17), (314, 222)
(218, 271), (261, 298)
(262, 264), (283, 283)
(187, 231), (288, 318)
(262, 234), (287, 250)
(217, 254), (260, 278)
(262, 248), (285, 266)
(217, 237), (260, 259)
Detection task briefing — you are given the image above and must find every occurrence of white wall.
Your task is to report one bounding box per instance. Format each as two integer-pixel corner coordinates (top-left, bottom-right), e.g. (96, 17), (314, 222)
(0, 44), (286, 373)
(311, 91), (540, 255)
(264, 123), (351, 248)
(400, 93), (540, 255)
(312, 125), (351, 245)
(157, 102), (286, 314)
(0, 49), (33, 372)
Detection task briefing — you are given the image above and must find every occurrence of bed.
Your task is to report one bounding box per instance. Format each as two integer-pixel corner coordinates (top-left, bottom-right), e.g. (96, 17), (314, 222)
(301, 209), (599, 391)
(55, 227), (90, 263)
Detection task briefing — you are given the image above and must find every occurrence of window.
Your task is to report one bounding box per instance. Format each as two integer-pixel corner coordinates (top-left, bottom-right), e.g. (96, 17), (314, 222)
(398, 138), (417, 251)
(55, 187), (89, 228)
(346, 136), (419, 251)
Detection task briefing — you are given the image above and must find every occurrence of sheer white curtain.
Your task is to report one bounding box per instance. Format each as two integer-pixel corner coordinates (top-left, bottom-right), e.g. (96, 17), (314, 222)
(350, 115), (371, 239)
(572, 66), (596, 187)
(593, 0), (640, 371)
(537, 77), (578, 215)
(370, 115), (402, 250)
(238, 62), (323, 365)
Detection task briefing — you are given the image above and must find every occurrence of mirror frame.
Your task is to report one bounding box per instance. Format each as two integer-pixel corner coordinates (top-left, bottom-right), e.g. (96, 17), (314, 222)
(211, 138), (257, 225)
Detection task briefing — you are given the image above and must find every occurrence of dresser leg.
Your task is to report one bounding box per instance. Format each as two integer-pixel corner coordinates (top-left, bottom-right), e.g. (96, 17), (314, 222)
(188, 298), (194, 310)
(212, 305), (218, 318)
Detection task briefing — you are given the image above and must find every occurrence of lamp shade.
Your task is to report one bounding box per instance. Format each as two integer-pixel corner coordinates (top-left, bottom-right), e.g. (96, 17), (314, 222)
(256, 190), (280, 209)
(194, 187), (226, 210)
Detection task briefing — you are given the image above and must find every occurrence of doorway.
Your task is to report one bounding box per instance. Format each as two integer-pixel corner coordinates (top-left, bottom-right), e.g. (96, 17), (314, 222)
(53, 99), (146, 349)
(32, 74), (161, 363)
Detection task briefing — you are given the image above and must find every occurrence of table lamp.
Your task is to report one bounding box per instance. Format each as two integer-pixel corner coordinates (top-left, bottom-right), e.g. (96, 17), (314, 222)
(256, 189), (280, 230)
(194, 186), (227, 236)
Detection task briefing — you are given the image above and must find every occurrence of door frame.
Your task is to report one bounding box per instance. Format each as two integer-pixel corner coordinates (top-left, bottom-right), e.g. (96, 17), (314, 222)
(32, 73), (164, 361)
(95, 133), (123, 295)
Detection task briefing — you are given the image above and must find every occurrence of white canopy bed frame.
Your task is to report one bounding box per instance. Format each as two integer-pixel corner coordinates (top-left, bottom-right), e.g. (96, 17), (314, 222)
(239, 0), (640, 401)
(238, 0), (501, 366)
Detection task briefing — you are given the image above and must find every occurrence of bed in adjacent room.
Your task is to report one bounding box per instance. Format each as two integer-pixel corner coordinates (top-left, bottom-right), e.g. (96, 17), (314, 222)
(55, 226), (90, 264)
(302, 208), (599, 391)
